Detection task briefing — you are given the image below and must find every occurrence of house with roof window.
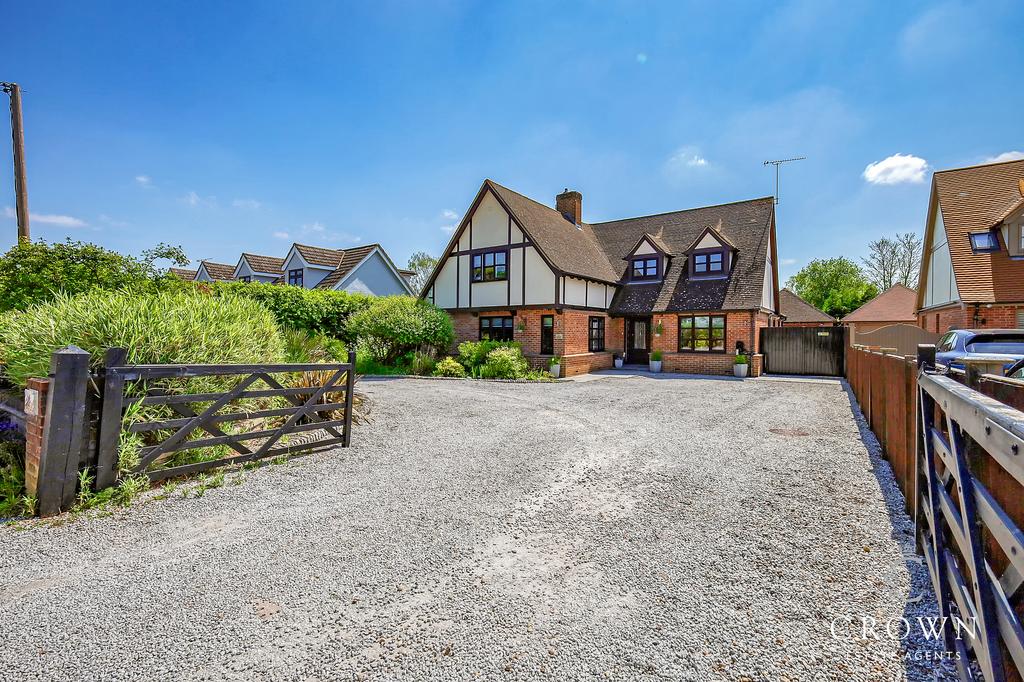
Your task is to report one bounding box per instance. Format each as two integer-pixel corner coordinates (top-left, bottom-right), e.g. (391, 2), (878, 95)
(916, 158), (1024, 332)
(779, 288), (835, 327)
(420, 180), (781, 376)
(277, 243), (414, 296)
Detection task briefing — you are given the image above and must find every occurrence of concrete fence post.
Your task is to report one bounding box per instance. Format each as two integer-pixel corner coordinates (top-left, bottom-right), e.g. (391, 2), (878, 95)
(35, 345), (92, 517)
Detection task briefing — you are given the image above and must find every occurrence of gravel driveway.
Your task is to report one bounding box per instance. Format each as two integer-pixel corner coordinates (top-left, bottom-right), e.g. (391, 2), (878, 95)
(0, 374), (954, 680)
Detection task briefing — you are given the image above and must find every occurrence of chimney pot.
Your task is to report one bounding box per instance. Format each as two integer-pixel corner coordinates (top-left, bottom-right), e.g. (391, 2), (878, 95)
(556, 189), (582, 224)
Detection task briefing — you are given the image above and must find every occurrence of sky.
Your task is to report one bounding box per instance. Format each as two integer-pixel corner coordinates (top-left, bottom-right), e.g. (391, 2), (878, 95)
(1, 1), (1022, 282)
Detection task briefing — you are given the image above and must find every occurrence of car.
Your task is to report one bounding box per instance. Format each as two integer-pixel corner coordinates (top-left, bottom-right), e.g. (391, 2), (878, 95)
(1008, 357), (1024, 380)
(934, 329), (1024, 374)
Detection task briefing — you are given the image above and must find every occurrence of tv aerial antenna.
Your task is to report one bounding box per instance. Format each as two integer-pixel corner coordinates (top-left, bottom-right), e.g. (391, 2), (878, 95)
(763, 156), (805, 205)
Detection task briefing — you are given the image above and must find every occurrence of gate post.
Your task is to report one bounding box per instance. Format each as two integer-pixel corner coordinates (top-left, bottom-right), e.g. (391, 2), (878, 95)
(95, 347), (128, 491)
(914, 344), (935, 553)
(342, 350), (356, 447)
(35, 345), (91, 517)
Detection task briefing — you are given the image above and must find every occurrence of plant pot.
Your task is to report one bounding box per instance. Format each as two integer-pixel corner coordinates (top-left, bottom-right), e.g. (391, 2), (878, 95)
(549, 364), (561, 378)
(734, 364), (749, 378)
(649, 360), (662, 373)
(613, 358), (623, 369)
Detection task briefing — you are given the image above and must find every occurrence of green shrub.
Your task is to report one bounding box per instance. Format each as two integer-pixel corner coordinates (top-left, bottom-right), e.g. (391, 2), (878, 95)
(734, 353), (749, 365)
(480, 346), (529, 379)
(210, 281), (372, 342)
(281, 327), (348, 364)
(355, 351), (408, 376)
(0, 289), (286, 386)
(433, 357), (467, 378)
(0, 440), (33, 518)
(408, 351), (437, 376)
(457, 340), (520, 370)
(346, 296), (454, 364)
(0, 239), (190, 313)
(651, 350), (663, 361)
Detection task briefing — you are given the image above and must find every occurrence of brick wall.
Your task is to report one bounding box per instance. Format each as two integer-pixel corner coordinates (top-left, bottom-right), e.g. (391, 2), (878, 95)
(918, 303), (1024, 332)
(646, 310), (769, 375)
(23, 377), (49, 498)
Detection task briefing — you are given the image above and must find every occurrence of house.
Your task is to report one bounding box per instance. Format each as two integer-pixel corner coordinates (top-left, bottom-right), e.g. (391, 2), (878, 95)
(168, 267), (197, 280)
(842, 284), (918, 344)
(917, 158), (1024, 331)
(420, 180), (781, 376)
(277, 243), (414, 296)
(233, 253), (285, 283)
(779, 288), (835, 327)
(194, 260), (236, 282)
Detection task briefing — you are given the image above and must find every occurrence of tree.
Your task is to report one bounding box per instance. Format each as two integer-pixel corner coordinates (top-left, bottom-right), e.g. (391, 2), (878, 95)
(0, 239), (190, 312)
(786, 257), (878, 318)
(405, 251), (438, 295)
(862, 232), (922, 290)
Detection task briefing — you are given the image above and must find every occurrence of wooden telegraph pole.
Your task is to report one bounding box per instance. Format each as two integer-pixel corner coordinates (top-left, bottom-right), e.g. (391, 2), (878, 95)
(1, 82), (29, 241)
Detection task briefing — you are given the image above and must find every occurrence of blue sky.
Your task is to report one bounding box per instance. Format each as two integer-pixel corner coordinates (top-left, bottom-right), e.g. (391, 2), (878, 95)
(1, 1), (1021, 282)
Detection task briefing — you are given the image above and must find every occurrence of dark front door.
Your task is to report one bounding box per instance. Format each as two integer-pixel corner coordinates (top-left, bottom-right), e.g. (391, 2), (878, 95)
(626, 317), (651, 364)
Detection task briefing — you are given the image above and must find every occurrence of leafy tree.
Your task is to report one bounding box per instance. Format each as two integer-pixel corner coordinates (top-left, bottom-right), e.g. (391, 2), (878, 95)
(0, 239), (189, 312)
(347, 296), (454, 364)
(786, 257), (878, 318)
(405, 251), (438, 295)
(862, 232), (922, 290)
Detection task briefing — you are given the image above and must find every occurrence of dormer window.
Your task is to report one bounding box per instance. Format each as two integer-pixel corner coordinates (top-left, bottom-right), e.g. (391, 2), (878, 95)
(631, 257), (659, 281)
(691, 249), (726, 277)
(969, 231), (999, 253)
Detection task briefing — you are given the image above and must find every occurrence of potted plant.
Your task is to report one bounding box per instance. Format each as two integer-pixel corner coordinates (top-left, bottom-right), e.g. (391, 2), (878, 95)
(734, 353), (749, 378)
(613, 354), (624, 369)
(649, 350), (663, 373)
(654, 321), (664, 337)
(549, 356), (561, 378)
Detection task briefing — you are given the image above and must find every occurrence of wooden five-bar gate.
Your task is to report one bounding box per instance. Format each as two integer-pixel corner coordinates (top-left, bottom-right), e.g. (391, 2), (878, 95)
(28, 345), (357, 516)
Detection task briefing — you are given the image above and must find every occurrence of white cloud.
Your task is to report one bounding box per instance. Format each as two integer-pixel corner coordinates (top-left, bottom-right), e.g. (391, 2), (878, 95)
(273, 231), (291, 240)
(283, 221), (362, 244)
(984, 151), (1024, 164)
(666, 146), (710, 174)
(180, 191), (216, 208)
(442, 209), (458, 220)
(635, 53), (648, 64)
(135, 175), (152, 187)
(439, 209), (461, 234)
(98, 213), (129, 228)
(4, 205), (87, 227)
(862, 153), (928, 185)
(781, 258), (797, 266)
(232, 198), (262, 210)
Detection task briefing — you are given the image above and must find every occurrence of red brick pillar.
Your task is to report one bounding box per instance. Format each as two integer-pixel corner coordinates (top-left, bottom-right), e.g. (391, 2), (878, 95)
(23, 377), (50, 498)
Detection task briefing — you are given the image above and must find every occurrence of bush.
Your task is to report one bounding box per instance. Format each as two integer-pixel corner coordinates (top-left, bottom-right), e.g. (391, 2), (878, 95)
(433, 357), (467, 378)
(0, 439), (32, 518)
(346, 296), (454, 365)
(457, 340), (520, 371)
(480, 346), (529, 379)
(408, 351), (437, 376)
(210, 281), (372, 343)
(0, 289), (285, 386)
(0, 239), (190, 313)
(281, 327), (348, 364)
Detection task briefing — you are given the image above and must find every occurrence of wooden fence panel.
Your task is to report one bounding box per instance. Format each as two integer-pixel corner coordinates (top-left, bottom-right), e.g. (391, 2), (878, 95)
(853, 323), (940, 355)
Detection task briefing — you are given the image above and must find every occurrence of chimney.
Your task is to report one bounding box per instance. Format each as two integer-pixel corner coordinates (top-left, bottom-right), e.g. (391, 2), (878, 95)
(556, 188), (582, 224)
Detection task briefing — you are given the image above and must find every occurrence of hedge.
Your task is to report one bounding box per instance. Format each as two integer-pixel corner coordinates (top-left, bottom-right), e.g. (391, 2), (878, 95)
(347, 296), (454, 364)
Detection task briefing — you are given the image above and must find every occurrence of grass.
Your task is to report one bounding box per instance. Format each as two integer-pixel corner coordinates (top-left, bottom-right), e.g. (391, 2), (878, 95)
(0, 439), (34, 519)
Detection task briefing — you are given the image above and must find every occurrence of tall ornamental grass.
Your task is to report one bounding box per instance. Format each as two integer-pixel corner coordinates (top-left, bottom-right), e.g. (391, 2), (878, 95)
(0, 289), (285, 386)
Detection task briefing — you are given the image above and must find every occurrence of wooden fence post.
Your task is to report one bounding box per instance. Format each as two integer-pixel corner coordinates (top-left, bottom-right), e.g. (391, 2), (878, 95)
(36, 346), (91, 517)
(342, 350), (356, 447)
(914, 344), (935, 551)
(95, 347), (128, 491)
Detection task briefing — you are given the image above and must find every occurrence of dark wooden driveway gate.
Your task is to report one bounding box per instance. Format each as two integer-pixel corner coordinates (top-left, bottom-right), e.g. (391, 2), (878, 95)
(760, 326), (847, 376)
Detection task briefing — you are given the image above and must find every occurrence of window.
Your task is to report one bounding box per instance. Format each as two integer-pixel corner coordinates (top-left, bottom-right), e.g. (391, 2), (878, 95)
(479, 316), (514, 341)
(631, 257), (659, 280)
(238, 276), (251, 283)
(692, 250), (725, 276)
(679, 315), (725, 352)
(969, 232), (999, 253)
(288, 268), (304, 286)
(937, 332), (957, 353)
(541, 315), (554, 355)
(471, 250), (507, 282)
(588, 317), (605, 352)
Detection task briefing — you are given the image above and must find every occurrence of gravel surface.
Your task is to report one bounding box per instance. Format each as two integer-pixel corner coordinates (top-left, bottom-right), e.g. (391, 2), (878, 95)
(0, 375), (956, 680)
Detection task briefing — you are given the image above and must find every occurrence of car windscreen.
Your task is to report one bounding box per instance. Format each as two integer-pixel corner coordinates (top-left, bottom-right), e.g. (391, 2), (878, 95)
(965, 335), (1024, 354)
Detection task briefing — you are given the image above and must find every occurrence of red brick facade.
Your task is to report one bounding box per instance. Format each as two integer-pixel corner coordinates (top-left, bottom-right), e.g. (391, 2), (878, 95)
(23, 377), (49, 498)
(918, 303), (1024, 333)
(647, 311), (769, 377)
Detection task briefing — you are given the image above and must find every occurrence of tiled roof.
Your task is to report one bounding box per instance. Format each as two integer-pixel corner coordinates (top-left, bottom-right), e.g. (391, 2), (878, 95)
(314, 244), (378, 290)
(484, 180), (776, 313)
(931, 158), (1024, 304)
(241, 253), (285, 275)
(842, 284), (918, 323)
(168, 267), (197, 280)
(779, 288), (835, 323)
(294, 243), (346, 268)
(199, 261), (235, 280)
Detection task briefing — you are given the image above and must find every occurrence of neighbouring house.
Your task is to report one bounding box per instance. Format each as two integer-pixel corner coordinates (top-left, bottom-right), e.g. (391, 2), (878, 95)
(779, 288), (835, 327)
(168, 267), (197, 280)
(233, 253), (285, 283)
(194, 260), (236, 282)
(842, 284), (918, 344)
(277, 243), (414, 296)
(420, 180), (781, 377)
(917, 158), (1024, 332)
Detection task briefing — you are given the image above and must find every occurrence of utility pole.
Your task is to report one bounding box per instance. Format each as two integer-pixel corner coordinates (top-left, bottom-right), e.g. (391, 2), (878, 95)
(763, 156), (805, 205)
(1, 82), (29, 241)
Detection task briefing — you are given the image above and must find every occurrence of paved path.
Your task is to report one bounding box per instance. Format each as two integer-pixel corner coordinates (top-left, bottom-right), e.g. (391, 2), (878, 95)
(0, 376), (954, 680)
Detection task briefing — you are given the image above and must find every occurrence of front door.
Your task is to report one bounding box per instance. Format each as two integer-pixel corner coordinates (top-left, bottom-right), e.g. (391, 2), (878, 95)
(626, 317), (651, 364)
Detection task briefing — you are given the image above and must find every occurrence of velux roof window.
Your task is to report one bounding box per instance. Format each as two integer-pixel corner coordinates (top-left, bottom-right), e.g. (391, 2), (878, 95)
(969, 231), (999, 253)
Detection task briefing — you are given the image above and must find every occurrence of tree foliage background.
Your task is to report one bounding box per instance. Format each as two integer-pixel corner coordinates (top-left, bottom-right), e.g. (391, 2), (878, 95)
(786, 257), (878, 318)
(405, 251), (438, 294)
(861, 232), (922, 290)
